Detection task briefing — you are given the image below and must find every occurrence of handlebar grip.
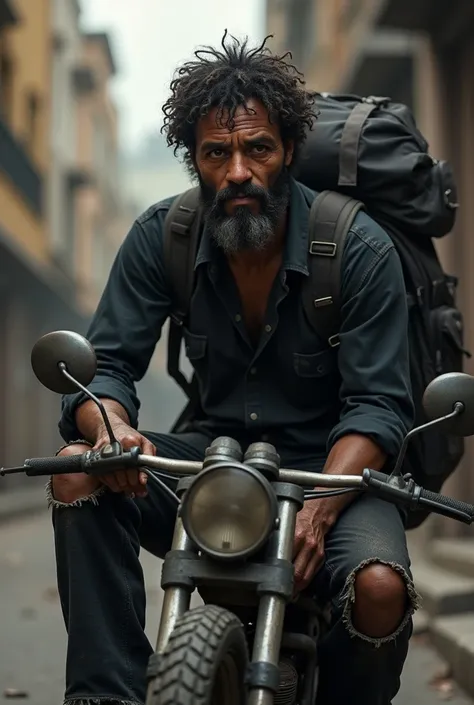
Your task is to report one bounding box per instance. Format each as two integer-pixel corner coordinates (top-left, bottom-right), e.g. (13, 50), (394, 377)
(24, 454), (85, 476)
(418, 488), (474, 522)
(365, 469), (389, 483)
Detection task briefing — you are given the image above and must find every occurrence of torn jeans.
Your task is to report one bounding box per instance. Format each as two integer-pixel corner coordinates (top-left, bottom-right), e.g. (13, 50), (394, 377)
(50, 431), (420, 705)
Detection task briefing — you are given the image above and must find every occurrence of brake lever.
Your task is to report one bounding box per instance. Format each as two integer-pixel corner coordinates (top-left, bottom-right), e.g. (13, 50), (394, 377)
(82, 445), (141, 474)
(362, 468), (416, 506)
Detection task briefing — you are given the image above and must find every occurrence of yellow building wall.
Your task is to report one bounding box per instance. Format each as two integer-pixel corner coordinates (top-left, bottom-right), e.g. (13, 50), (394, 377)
(0, 172), (48, 263)
(6, 0), (51, 170)
(0, 0), (51, 266)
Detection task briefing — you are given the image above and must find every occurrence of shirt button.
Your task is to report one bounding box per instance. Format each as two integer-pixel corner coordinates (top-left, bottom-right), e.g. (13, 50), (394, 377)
(250, 367), (257, 375)
(264, 324), (272, 333)
(250, 412), (258, 421)
(235, 314), (242, 322)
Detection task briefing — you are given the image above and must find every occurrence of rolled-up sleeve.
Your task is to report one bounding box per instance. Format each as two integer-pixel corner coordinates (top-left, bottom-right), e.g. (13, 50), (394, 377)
(59, 207), (172, 441)
(327, 220), (415, 460)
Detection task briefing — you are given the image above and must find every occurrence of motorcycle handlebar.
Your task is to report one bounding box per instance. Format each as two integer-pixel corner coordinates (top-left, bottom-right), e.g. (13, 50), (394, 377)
(361, 468), (474, 524)
(418, 488), (474, 522)
(3, 449), (474, 525)
(21, 453), (85, 476)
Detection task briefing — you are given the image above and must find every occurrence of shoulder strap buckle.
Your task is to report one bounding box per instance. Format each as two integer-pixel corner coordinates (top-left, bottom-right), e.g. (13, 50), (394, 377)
(309, 241), (337, 257)
(302, 189), (364, 347)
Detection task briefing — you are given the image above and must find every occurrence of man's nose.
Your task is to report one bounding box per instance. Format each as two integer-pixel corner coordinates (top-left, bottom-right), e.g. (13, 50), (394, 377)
(226, 153), (252, 185)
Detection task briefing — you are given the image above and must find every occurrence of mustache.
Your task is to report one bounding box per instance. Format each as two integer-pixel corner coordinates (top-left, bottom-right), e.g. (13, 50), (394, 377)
(213, 182), (269, 208)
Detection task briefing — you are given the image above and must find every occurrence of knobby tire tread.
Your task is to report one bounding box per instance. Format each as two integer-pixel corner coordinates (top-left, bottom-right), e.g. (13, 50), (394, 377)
(150, 604), (247, 705)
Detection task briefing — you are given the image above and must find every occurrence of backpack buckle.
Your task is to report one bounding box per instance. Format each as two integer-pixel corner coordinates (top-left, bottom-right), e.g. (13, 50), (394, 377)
(309, 241), (337, 257)
(314, 296), (333, 308)
(364, 95), (390, 106)
(170, 312), (185, 327)
(328, 335), (340, 348)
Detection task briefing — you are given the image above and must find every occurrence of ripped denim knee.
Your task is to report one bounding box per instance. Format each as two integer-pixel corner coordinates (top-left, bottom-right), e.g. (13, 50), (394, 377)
(45, 439), (106, 509)
(340, 558), (422, 647)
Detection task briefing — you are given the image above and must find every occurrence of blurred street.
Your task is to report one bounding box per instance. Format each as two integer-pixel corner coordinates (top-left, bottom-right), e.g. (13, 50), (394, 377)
(0, 511), (472, 705)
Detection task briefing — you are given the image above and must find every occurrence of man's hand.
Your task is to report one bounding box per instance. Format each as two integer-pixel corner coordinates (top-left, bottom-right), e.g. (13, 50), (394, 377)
(292, 502), (333, 594)
(93, 416), (156, 497)
(292, 435), (388, 594)
(76, 399), (156, 498)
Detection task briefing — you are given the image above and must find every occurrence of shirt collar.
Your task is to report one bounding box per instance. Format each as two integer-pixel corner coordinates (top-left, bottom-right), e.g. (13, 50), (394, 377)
(194, 177), (315, 276)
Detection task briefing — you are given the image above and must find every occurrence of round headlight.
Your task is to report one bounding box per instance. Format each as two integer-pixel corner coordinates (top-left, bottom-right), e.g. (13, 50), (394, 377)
(181, 462), (278, 560)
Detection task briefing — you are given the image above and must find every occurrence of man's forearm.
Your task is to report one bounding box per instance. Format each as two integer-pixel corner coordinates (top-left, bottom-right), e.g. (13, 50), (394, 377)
(75, 398), (131, 444)
(312, 434), (387, 529)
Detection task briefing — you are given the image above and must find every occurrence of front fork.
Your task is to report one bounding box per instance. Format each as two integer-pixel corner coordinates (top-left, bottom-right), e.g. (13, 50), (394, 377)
(146, 485), (303, 705)
(144, 517), (195, 705)
(247, 495), (300, 705)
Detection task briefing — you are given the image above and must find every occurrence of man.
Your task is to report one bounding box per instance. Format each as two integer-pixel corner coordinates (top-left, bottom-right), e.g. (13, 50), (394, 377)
(50, 32), (417, 705)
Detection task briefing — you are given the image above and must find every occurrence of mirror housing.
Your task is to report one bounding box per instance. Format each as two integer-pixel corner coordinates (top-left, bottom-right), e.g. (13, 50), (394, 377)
(31, 331), (97, 395)
(423, 372), (474, 437)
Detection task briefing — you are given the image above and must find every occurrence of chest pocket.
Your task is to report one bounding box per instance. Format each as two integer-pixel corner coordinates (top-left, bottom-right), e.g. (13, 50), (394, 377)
(182, 328), (208, 391)
(293, 348), (336, 377)
(184, 329), (207, 361)
(290, 348), (339, 409)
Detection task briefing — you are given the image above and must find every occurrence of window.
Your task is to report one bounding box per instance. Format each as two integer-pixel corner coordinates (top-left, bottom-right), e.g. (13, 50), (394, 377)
(25, 91), (40, 151)
(64, 181), (76, 271)
(0, 51), (14, 122)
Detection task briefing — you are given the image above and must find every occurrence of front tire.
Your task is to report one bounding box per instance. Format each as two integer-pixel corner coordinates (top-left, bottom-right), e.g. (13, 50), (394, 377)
(149, 605), (249, 705)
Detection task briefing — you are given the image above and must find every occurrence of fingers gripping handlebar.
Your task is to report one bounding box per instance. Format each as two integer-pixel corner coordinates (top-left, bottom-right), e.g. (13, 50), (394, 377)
(2, 447), (474, 525)
(8, 447), (142, 477)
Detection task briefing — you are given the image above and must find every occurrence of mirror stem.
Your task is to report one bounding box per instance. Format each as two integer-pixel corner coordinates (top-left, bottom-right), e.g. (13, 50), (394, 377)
(58, 362), (118, 445)
(389, 402), (465, 480)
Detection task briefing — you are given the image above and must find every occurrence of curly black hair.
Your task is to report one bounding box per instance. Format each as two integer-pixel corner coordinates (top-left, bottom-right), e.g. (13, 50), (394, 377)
(161, 30), (317, 174)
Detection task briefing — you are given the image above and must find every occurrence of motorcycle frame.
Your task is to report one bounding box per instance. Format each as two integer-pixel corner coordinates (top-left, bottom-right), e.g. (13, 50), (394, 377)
(145, 480), (319, 705)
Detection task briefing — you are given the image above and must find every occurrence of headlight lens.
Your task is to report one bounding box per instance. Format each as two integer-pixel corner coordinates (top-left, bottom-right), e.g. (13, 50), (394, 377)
(181, 463), (277, 560)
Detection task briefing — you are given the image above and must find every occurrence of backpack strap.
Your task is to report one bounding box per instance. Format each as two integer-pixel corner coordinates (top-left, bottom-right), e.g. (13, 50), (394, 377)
(338, 96), (389, 187)
(163, 187), (202, 398)
(302, 190), (365, 348)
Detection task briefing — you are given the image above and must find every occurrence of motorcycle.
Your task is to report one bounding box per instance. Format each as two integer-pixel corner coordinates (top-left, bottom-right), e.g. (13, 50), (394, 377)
(3, 329), (474, 705)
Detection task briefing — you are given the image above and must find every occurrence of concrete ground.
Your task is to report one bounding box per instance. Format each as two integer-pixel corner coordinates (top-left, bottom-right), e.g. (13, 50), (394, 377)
(0, 511), (472, 705)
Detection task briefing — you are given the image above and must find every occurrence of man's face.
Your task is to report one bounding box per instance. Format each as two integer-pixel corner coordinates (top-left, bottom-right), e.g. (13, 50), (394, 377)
(194, 98), (294, 256)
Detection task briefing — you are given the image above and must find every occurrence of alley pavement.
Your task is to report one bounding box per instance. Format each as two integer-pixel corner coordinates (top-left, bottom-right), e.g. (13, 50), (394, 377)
(0, 510), (472, 705)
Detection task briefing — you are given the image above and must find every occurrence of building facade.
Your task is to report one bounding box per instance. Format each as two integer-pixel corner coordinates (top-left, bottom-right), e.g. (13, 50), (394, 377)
(0, 2), (143, 496)
(0, 0), (77, 484)
(49, 0), (83, 278)
(73, 31), (121, 314)
(266, 0), (474, 539)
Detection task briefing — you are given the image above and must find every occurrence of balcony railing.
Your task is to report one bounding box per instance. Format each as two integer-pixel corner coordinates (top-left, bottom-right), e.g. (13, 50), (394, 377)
(0, 115), (43, 216)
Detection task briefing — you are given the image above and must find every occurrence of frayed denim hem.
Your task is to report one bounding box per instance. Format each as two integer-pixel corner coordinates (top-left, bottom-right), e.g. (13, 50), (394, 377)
(45, 477), (106, 508)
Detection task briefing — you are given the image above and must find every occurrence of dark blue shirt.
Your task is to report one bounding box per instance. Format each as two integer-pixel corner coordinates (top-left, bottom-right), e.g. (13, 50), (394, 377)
(59, 178), (414, 465)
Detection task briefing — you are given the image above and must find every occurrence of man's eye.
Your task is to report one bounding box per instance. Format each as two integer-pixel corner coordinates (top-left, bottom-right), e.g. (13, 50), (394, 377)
(209, 149), (225, 158)
(251, 145), (269, 154)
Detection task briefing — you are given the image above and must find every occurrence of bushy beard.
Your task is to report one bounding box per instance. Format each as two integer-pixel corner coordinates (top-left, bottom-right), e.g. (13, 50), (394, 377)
(198, 168), (291, 256)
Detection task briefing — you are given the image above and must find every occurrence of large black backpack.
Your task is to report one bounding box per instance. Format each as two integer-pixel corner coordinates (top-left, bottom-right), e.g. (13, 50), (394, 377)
(163, 93), (470, 528)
